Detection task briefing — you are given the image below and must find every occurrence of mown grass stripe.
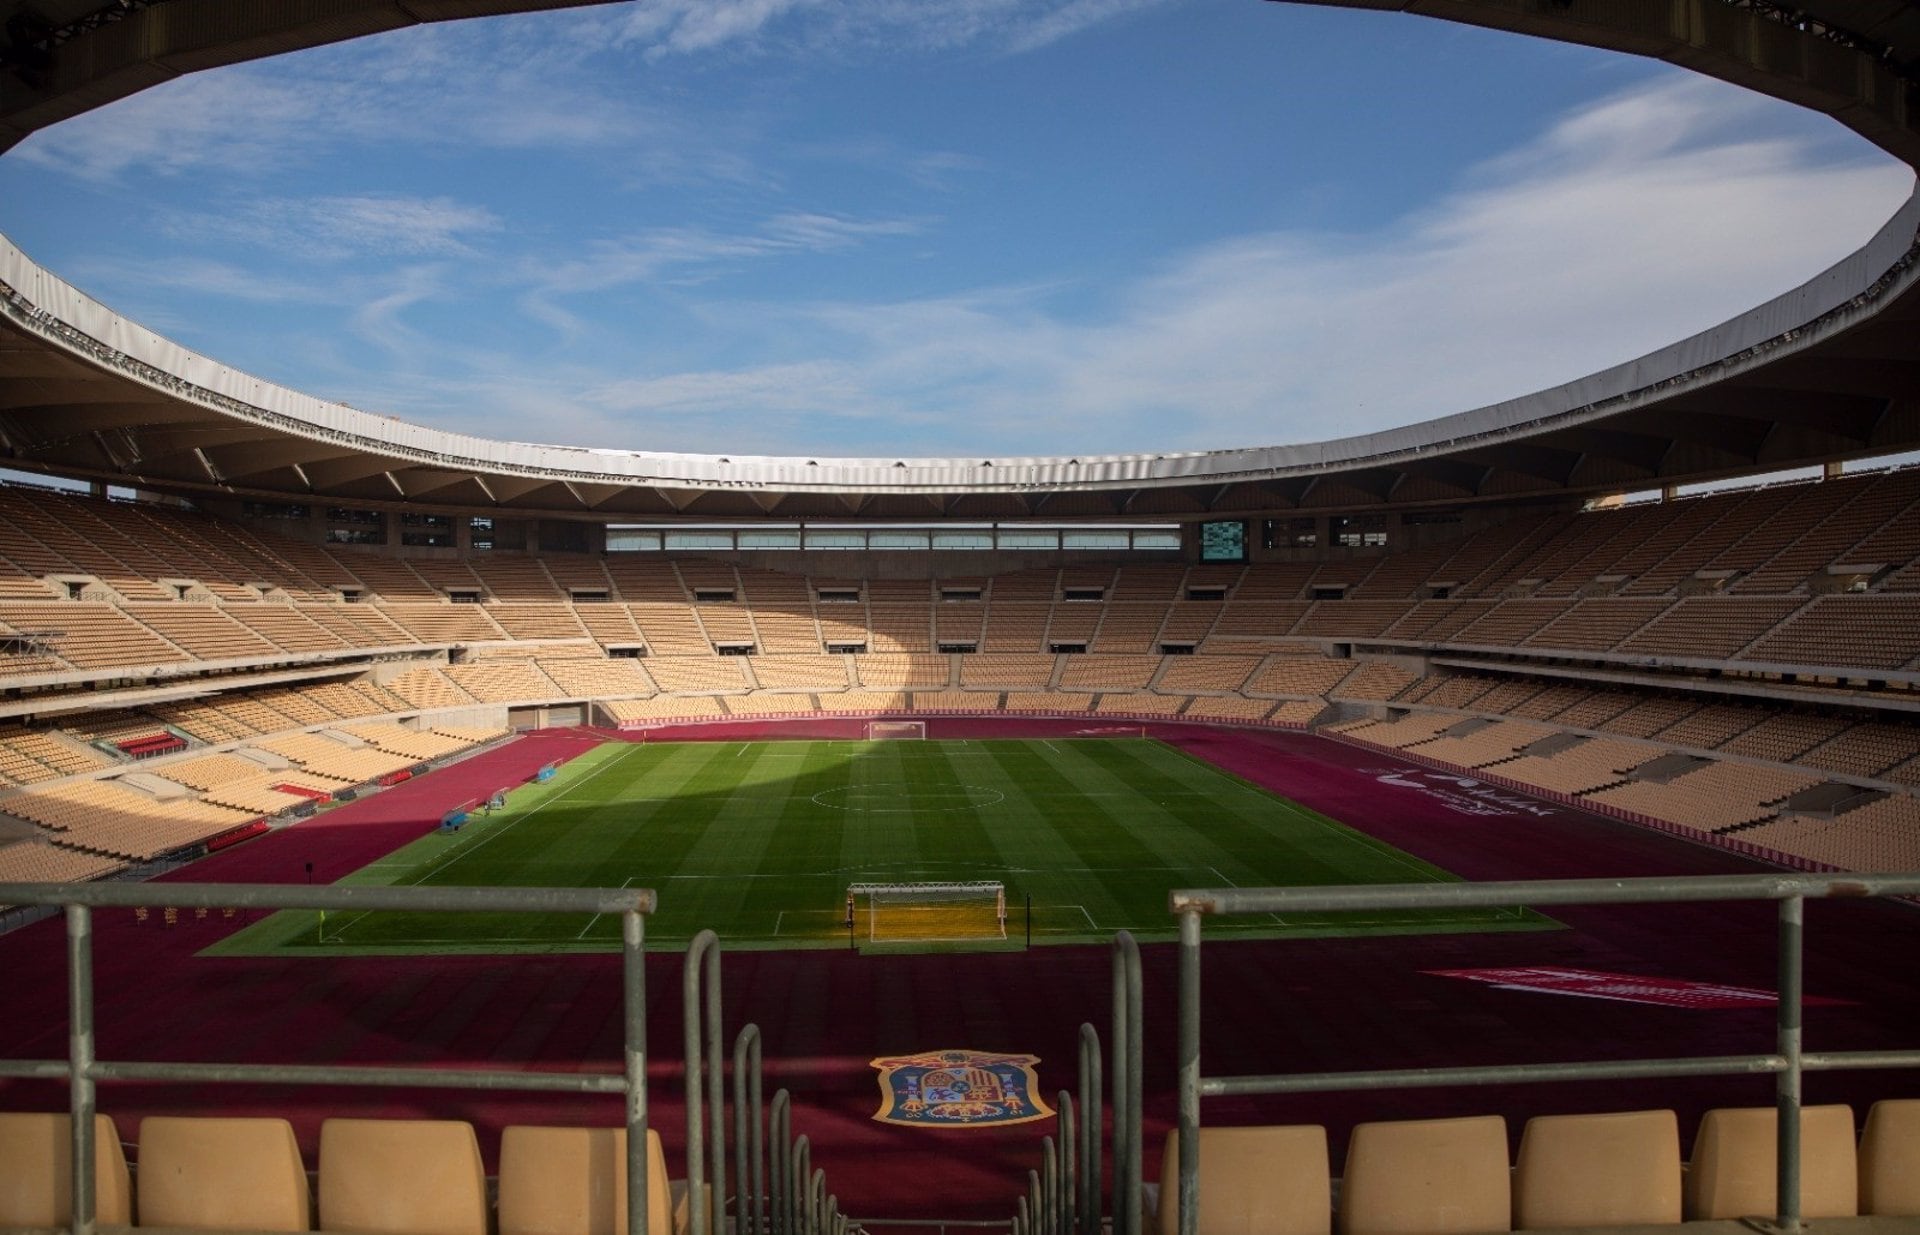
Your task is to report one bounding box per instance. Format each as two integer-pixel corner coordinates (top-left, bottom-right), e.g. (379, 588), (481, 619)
(213, 737), (1554, 956)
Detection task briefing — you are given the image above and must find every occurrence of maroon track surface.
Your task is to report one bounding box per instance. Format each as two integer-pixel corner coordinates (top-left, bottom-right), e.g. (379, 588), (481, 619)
(2, 722), (1917, 1221)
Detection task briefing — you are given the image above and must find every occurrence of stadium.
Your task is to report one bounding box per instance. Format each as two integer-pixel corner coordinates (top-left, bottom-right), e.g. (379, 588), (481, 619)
(1, 1), (1919, 1233)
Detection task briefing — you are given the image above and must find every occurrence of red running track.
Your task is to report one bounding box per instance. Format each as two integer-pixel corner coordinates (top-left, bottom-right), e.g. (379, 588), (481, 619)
(2, 721), (1917, 1221)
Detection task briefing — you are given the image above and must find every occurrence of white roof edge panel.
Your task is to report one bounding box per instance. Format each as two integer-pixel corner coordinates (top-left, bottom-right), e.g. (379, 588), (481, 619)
(3, 183), (1917, 495)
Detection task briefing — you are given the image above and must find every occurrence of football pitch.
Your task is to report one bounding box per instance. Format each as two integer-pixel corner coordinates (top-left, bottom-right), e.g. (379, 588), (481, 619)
(211, 738), (1554, 956)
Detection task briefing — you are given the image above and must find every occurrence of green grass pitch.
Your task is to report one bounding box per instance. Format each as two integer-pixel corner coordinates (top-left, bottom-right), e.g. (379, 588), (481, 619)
(211, 738), (1553, 956)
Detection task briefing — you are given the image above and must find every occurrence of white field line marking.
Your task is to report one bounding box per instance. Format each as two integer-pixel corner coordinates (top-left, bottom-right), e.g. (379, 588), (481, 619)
(324, 745), (643, 941)
(1210, 864), (1290, 925)
(576, 875), (638, 940)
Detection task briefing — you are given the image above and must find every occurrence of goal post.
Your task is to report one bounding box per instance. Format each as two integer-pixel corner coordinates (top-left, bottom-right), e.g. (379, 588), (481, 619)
(865, 719), (927, 740)
(846, 881), (1007, 944)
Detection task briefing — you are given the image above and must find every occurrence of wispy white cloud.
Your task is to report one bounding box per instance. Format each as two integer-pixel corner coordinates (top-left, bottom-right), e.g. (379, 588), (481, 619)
(504, 75), (1915, 455)
(527, 210), (927, 299)
(10, 72), (331, 182)
(351, 264), (453, 356)
(158, 195), (502, 262)
(614, 0), (1175, 59)
(1004, 0), (1174, 54)
(792, 137), (990, 191)
(69, 255), (342, 306)
(10, 13), (749, 184)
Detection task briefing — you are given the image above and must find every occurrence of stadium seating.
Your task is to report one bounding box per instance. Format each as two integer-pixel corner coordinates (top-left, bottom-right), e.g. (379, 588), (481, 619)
(0, 1112), (131, 1227)
(0, 471), (1915, 882)
(1685, 1105), (1858, 1220)
(1511, 1110), (1681, 1230)
(1153, 1125), (1331, 1235)
(1860, 1100), (1920, 1216)
(317, 1117), (489, 1235)
(1337, 1115), (1510, 1235)
(136, 1115), (312, 1231)
(497, 1125), (675, 1235)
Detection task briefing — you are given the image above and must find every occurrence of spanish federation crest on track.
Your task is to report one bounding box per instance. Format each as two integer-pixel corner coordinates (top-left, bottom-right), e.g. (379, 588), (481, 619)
(869, 1049), (1054, 1128)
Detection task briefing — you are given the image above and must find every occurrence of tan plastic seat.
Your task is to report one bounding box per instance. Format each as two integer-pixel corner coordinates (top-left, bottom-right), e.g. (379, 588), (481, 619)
(317, 1117), (487, 1235)
(1513, 1109), (1680, 1229)
(137, 1115), (311, 1231)
(1860, 1099), (1920, 1216)
(0, 1112), (132, 1227)
(1685, 1105), (1857, 1220)
(1154, 1125), (1331, 1235)
(1338, 1114), (1509, 1235)
(498, 1125), (675, 1235)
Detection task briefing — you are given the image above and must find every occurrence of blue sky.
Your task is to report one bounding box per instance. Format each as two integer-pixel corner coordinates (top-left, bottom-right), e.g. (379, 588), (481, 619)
(0, 0), (1912, 459)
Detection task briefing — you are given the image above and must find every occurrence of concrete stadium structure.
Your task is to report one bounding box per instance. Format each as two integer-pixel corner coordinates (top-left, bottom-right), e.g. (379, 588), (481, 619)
(1, 6), (1920, 1234)
(0, 1), (1918, 520)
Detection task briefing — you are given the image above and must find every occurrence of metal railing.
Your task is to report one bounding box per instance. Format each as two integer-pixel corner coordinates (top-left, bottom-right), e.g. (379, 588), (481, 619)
(0, 879), (657, 1235)
(1013, 931), (1140, 1235)
(1168, 871), (1920, 1235)
(686, 931), (849, 1235)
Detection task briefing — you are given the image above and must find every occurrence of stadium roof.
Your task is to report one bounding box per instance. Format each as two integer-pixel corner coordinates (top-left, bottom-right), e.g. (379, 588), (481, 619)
(1, 0), (1919, 521)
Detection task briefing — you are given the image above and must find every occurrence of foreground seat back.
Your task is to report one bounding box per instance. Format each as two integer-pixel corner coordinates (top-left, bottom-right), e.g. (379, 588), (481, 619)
(1685, 1105), (1857, 1220)
(1513, 1109), (1680, 1229)
(1338, 1114), (1509, 1235)
(1860, 1099), (1920, 1216)
(498, 1125), (674, 1235)
(0, 1112), (131, 1227)
(318, 1117), (487, 1235)
(1155, 1125), (1331, 1235)
(138, 1115), (311, 1231)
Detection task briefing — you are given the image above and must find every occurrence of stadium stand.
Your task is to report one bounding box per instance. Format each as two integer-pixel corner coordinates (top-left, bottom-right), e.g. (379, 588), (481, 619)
(0, 461), (1911, 885)
(9, 7), (1920, 1231)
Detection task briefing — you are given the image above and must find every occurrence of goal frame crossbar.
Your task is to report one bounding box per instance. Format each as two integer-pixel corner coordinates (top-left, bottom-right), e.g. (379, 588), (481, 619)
(845, 880), (1008, 944)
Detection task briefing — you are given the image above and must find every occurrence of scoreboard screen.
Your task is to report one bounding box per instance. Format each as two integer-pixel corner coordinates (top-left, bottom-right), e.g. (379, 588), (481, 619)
(1198, 520), (1247, 563)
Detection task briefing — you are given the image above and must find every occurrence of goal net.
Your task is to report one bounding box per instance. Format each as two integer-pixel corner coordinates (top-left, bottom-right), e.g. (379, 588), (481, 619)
(865, 719), (927, 740)
(847, 881), (1007, 944)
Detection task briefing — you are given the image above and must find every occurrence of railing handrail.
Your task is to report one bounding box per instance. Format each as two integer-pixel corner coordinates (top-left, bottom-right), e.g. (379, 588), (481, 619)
(0, 879), (656, 914)
(1171, 870), (1920, 1235)
(0, 879), (656, 1235)
(1170, 870), (1920, 915)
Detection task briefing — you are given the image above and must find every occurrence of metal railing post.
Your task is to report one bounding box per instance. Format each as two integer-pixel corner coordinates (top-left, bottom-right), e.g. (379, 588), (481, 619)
(1056, 1091), (1075, 1235)
(1776, 895), (1805, 1232)
(1039, 1137), (1057, 1235)
(735, 1025), (766, 1235)
(66, 904), (95, 1235)
(624, 908), (651, 1235)
(1110, 931), (1142, 1235)
(793, 1136), (812, 1235)
(1176, 909), (1201, 1235)
(1077, 1024), (1101, 1235)
(685, 931), (727, 1235)
(770, 1090), (792, 1235)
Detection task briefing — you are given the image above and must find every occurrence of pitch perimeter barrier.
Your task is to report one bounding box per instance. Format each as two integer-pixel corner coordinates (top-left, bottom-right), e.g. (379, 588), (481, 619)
(1167, 871), (1920, 1235)
(0, 879), (658, 1235)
